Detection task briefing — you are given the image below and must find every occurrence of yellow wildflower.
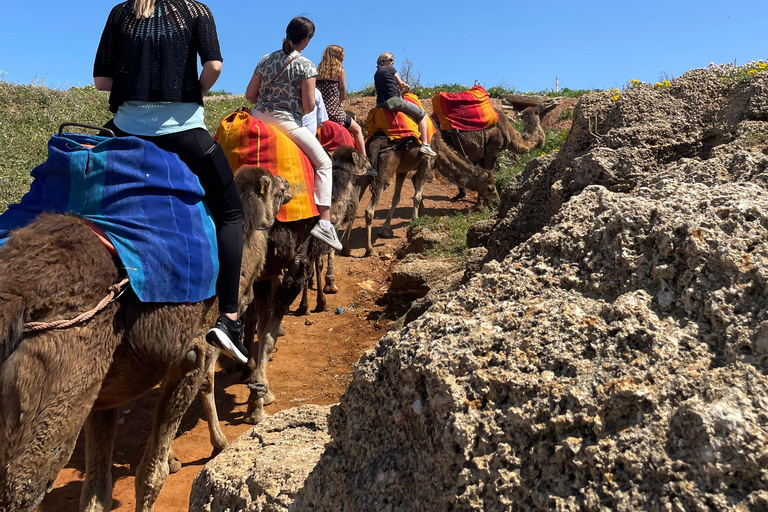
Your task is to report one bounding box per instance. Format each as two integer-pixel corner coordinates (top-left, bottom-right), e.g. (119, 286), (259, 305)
(748, 69), (759, 76)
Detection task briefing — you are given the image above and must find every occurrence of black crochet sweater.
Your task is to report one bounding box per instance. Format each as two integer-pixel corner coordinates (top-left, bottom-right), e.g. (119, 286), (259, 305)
(94, 0), (222, 113)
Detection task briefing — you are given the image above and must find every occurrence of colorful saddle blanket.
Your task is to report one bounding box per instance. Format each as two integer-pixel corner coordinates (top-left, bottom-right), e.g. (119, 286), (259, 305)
(365, 93), (436, 143)
(0, 133), (218, 303)
(216, 110), (318, 223)
(319, 120), (355, 153)
(432, 85), (498, 131)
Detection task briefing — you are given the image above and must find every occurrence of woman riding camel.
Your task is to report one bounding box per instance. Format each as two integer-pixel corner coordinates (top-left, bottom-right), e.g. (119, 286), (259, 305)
(93, 0), (249, 364)
(374, 51), (436, 156)
(245, 16), (343, 252)
(316, 45), (375, 175)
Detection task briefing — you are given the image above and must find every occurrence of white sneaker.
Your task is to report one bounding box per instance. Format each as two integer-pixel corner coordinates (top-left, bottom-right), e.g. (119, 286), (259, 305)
(310, 222), (343, 251)
(419, 143), (437, 156)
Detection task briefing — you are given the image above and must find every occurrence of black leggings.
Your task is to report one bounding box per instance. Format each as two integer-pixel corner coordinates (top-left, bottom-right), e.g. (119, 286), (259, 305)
(105, 121), (243, 313)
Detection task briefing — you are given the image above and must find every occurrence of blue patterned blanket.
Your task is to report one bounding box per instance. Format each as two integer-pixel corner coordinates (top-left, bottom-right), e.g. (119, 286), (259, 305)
(0, 132), (218, 303)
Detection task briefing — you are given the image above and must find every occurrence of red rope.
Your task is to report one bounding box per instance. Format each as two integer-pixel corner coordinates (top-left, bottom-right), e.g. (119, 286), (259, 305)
(24, 278), (130, 332)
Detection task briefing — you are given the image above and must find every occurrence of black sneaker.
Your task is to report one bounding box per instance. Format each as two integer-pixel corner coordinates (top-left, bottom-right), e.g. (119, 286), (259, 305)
(206, 315), (248, 364)
(365, 166), (378, 177)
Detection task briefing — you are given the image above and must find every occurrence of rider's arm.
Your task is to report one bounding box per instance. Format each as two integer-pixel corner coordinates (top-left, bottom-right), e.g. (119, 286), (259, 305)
(200, 60), (222, 96)
(394, 72), (409, 90)
(301, 77), (316, 115)
(338, 68), (347, 103)
(245, 73), (262, 104)
(94, 77), (113, 91)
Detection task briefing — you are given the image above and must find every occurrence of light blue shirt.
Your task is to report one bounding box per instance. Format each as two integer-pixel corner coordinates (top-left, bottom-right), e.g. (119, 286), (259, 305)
(113, 101), (207, 136)
(302, 89), (328, 135)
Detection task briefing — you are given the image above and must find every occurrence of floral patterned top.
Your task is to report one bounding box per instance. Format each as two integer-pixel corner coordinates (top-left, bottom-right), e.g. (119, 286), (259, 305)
(253, 50), (318, 125)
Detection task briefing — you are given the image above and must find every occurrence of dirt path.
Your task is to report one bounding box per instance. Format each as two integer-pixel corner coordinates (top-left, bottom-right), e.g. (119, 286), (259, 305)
(36, 172), (470, 512)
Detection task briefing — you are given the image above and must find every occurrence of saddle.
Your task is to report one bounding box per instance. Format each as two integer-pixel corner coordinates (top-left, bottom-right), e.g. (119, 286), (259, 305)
(432, 85), (498, 132)
(216, 109), (318, 222)
(364, 92), (436, 143)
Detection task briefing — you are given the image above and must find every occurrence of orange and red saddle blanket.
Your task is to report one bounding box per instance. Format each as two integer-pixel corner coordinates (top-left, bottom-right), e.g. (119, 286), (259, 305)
(432, 85), (498, 131)
(215, 110), (318, 222)
(319, 120), (354, 153)
(365, 93), (436, 143)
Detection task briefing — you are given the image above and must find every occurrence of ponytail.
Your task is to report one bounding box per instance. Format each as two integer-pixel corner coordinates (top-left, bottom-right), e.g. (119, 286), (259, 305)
(282, 16), (315, 55)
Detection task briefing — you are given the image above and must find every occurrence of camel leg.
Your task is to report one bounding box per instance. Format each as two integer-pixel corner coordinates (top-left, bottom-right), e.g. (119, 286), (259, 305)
(80, 408), (118, 512)
(323, 251), (339, 294)
(244, 279), (277, 424)
(411, 163), (431, 220)
(364, 177), (386, 257)
(314, 251), (328, 312)
(379, 172), (408, 239)
(340, 216), (354, 257)
(134, 348), (207, 512)
(197, 347), (228, 453)
(245, 257), (310, 424)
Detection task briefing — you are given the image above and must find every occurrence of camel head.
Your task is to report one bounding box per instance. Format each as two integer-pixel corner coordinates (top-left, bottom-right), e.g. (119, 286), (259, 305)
(472, 168), (501, 205)
(235, 166), (293, 234)
(498, 106), (545, 153)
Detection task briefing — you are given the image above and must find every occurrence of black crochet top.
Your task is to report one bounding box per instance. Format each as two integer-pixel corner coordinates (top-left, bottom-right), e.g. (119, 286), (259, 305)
(94, 0), (222, 113)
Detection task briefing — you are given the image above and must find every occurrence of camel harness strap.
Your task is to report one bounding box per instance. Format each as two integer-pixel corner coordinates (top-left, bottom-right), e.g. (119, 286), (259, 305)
(23, 278), (131, 332)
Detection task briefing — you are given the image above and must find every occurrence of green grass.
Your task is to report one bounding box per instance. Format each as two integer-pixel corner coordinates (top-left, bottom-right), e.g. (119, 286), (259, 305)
(410, 207), (495, 258)
(348, 82), (598, 100)
(494, 127), (569, 191)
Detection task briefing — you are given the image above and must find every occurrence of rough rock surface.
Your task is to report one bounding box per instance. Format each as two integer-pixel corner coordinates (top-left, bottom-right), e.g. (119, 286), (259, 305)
(189, 405), (331, 512)
(292, 70), (768, 511)
(401, 224), (449, 255)
(386, 254), (460, 300)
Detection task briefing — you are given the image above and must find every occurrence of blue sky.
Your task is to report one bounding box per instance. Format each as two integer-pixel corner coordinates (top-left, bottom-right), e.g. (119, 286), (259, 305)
(1, 0), (766, 95)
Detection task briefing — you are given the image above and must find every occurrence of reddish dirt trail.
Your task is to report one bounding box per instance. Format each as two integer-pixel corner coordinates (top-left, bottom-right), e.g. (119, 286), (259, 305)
(36, 172), (471, 512)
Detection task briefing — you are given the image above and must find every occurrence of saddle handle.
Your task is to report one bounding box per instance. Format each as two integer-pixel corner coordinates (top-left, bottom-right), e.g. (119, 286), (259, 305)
(58, 122), (115, 138)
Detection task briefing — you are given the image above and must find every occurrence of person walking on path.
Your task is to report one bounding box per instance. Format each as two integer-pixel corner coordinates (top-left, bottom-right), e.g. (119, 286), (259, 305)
(94, 0), (249, 363)
(373, 51), (436, 156)
(245, 16), (343, 252)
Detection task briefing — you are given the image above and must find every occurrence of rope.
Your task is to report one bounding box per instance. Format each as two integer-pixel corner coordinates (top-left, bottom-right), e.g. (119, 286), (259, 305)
(24, 278), (130, 332)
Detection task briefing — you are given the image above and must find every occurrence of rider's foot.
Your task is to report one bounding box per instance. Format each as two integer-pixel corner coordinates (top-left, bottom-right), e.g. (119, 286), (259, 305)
(419, 143), (437, 156)
(206, 315), (248, 363)
(311, 221), (343, 251)
(451, 188), (467, 201)
(365, 166), (378, 177)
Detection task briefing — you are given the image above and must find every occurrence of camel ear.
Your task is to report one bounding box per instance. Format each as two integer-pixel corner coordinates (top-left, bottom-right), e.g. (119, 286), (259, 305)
(259, 175), (271, 196)
(351, 151), (362, 167)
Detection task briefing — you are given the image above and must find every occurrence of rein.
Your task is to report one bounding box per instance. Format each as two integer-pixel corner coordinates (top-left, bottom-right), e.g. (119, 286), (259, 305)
(24, 278), (130, 332)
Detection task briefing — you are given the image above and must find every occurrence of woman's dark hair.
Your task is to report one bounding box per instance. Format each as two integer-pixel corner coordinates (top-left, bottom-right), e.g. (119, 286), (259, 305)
(282, 17), (315, 55)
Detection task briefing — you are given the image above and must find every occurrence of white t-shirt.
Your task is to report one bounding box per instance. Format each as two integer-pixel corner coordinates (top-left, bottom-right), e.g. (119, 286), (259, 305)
(302, 89), (328, 135)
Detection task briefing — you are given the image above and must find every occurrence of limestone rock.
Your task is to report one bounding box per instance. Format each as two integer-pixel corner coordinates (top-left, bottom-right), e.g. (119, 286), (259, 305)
(189, 405), (331, 512)
(387, 254), (459, 300)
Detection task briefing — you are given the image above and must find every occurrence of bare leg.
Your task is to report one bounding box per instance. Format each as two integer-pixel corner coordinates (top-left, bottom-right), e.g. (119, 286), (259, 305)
(418, 116), (430, 145)
(80, 408), (118, 512)
(348, 120), (367, 157)
(379, 172), (408, 239)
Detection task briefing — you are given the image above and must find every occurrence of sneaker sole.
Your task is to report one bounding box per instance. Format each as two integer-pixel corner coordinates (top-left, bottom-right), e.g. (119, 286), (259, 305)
(206, 328), (249, 364)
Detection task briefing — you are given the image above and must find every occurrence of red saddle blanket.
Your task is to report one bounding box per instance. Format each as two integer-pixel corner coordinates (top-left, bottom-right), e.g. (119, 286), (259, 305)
(319, 120), (355, 153)
(432, 85), (499, 131)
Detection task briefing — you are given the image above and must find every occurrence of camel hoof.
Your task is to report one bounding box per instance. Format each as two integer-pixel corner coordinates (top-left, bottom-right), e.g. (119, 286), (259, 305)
(244, 409), (268, 425)
(168, 456), (182, 474)
(364, 248), (373, 257)
(296, 304), (309, 316)
(278, 324), (287, 337)
(313, 303), (328, 313)
(263, 390), (276, 406)
(379, 228), (395, 239)
(323, 283), (339, 294)
(340, 247), (351, 257)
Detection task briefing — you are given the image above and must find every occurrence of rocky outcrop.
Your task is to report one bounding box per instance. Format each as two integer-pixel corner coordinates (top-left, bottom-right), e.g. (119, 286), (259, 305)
(386, 254), (460, 300)
(189, 405), (331, 512)
(291, 70), (768, 511)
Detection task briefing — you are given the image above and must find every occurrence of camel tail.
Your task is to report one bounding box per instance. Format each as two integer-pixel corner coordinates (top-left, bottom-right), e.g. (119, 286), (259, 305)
(0, 296), (25, 364)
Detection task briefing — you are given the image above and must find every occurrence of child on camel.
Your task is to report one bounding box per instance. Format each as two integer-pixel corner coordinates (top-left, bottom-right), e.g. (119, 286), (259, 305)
(373, 52), (436, 156)
(245, 16), (342, 252)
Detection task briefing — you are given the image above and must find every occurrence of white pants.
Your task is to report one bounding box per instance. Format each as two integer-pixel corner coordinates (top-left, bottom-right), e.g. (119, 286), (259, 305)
(250, 109), (332, 207)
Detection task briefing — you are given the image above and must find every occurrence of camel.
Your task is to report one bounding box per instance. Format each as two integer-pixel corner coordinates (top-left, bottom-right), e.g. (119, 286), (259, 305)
(201, 147), (369, 426)
(298, 146), (369, 313)
(363, 129), (501, 257)
(0, 167), (291, 512)
(439, 106), (545, 207)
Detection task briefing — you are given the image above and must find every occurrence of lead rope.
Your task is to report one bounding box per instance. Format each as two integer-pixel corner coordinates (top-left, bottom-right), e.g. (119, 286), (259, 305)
(23, 278), (130, 332)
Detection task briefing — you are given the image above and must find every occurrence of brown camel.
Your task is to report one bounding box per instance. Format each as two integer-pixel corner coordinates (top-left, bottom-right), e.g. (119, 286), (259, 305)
(299, 146), (369, 313)
(0, 167), (291, 512)
(198, 147), (370, 426)
(363, 129), (501, 257)
(439, 106), (545, 207)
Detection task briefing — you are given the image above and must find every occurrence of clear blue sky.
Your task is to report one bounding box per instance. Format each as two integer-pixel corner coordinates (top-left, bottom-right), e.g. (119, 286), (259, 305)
(1, 0), (766, 94)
